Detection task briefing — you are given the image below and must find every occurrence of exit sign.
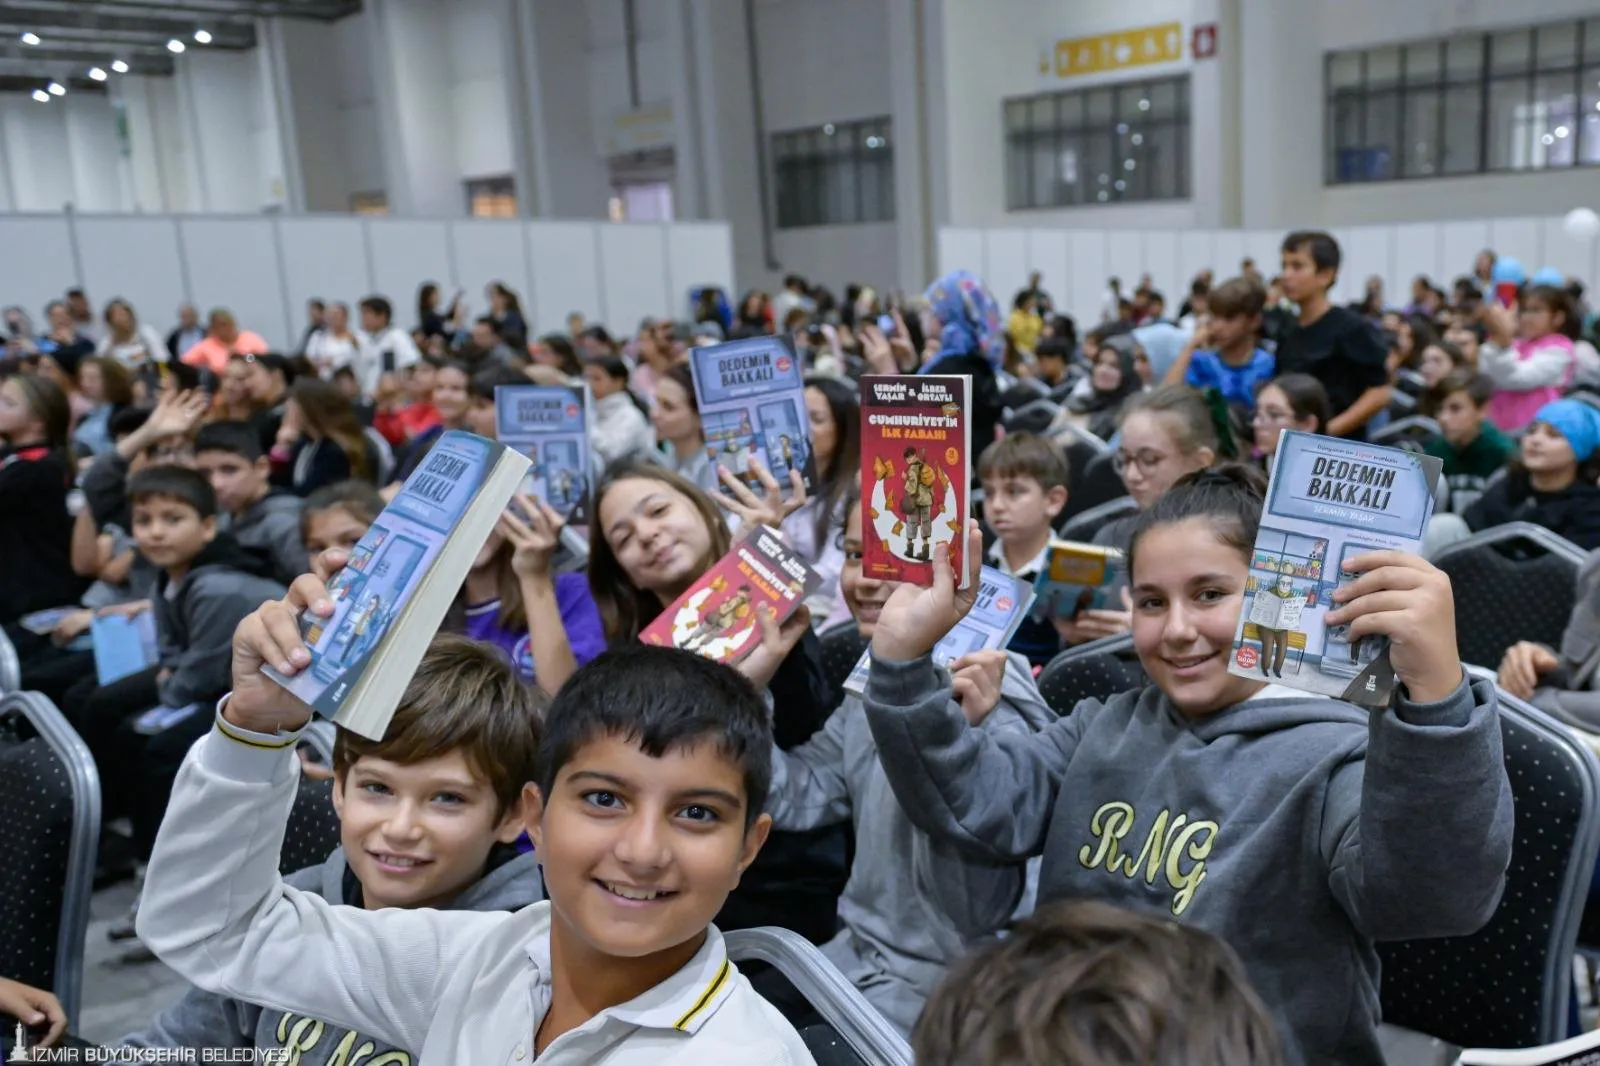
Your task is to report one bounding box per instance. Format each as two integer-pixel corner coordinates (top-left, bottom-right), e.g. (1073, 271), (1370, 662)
(1192, 23), (1218, 59)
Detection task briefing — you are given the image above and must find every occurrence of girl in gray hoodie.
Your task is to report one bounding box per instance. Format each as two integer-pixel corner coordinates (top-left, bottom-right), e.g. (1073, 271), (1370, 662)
(861, 466), (1513, 1066)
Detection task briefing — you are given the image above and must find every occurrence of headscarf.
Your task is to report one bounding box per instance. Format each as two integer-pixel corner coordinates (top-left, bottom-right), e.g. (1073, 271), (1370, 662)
(1071, 334), (1145, 441)
(922, 269), (1004, 369)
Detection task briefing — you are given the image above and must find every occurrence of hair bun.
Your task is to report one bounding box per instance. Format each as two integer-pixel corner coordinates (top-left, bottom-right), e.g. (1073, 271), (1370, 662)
(1180, 463), (1267, 499)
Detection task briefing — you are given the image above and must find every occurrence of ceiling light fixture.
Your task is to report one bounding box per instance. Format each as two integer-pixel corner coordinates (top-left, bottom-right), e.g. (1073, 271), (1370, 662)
(20, 32), (40, 46)
(47, 81), (65, 96)
(111, 59), (129, 74)
(167, 39), (186, 53)
(193, 29), (212, 44)
(31, 88), (49, 102)
(89, 67), (107, 81)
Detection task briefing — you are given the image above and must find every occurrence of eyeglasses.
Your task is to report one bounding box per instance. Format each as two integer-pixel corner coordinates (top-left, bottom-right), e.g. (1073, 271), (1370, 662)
(1112, 450), (1170, 474)
(1252, 406), (1295, 425)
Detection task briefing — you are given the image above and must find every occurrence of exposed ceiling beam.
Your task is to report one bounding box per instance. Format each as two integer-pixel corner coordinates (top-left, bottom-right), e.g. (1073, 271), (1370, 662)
(0, 6), (256, 48)
(0, 74), (108, 93)
(0, 41), (173, 74)
(3, 1), (358, 22)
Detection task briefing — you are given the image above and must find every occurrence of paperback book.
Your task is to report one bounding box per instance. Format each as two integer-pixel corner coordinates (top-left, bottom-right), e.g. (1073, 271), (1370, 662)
(494, 383), (593, 525)
(1457, 1027), (1600, 1064)
(91, 610), (159, 685)
(688, 335), (815, 498)
(265, 431), (530, 739)
(859, 374), (972, 588)
(640, 525), (821, 666)
(1226, 430), (1443, 708)
(843, 564), (1035, 696)
(1034, 541), (1126, 619)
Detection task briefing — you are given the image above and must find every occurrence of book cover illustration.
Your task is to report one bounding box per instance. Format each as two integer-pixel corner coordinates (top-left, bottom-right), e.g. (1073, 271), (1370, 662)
(1227, 431), (1443, 707)
(268, 432), (505, 717)
(689, 335), (814, 498)
(844, 565), (1035, 696)
(640, 525), (821, 666)
(494, 384), (591, 526)
(91, 610), (159, 684)
(1034, 541), (1126, 619)
(859, 374), (971, 588)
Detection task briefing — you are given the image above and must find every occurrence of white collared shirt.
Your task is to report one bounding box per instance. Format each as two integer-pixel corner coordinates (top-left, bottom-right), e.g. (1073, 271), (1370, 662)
(135, 710), (817, 1066)
(986, 537), (1051, 582)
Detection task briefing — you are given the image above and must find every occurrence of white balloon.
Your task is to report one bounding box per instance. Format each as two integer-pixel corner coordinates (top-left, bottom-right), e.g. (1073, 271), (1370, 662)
(1563, 207), (1600, 241)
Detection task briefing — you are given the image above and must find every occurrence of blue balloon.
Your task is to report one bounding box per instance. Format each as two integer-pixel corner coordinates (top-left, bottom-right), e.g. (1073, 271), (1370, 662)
(1531, 267), (1565, 287)
(1491, 256), (1526, 284)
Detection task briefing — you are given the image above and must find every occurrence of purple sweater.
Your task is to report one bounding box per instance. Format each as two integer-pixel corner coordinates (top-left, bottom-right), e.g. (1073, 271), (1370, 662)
(460, 571), (606, 685)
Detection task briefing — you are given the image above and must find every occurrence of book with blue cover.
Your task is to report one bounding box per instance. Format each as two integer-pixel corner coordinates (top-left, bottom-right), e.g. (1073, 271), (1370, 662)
(494, 383), (592, 526)
(843, 565), (1035, 696)
(1226, 430), (1443, 707)
(90, 610), (159, 684)
(265, 430), (530, 739)
(689, 335), (815, 498)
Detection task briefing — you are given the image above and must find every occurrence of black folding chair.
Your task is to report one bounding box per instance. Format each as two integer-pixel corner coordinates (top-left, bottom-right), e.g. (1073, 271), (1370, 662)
(1059, 452), (1126, 522)
(724, 927), (912, 1066)
(1379, 684), (1600, 1050)
(279, 775), (343, 876)
(0, 692), (100, 1025)
(1432, 522), (1585, 671)
(1036, 634), (1145, 717)
(1057, 496), (1138, 545)
(0, 627), (19, 693)
(1371, 415), (1442, 453)
(818, 622), (869, 709)
(999, 397), (1061, 438)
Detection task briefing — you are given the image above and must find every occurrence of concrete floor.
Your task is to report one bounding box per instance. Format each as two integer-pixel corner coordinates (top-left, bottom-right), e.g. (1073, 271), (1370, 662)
(76, 880), (187, 1045)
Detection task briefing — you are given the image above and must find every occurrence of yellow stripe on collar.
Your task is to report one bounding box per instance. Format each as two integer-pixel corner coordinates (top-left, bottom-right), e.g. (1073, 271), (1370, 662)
(673, 958), (731, 1031)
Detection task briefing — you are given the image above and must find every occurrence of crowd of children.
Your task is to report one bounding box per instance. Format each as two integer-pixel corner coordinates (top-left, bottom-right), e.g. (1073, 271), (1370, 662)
(4, 230), (1599, 1063)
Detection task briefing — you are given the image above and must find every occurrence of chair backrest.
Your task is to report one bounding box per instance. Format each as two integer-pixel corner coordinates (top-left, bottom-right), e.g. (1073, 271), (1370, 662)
(818, 621), (869, 708)
(999, 397), (1061, 438)
(1379, 688), (1600, 1048)
(1432, 522), (1585, 669)
(1058, 452), (1126, 521)
(1058, 495), (1139, 544)
(1371, 415), (1442, 452)
(0, 692), (100, 1025)
(723, 927), (913, 1066)
(0, 627), (19, 693)
(1036, 634), (1145, 716)
(364, 426), (396, 486)
(279, 775), (343, 876)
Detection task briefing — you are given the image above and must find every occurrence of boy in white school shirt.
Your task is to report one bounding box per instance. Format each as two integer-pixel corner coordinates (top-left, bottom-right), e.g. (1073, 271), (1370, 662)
(136, 556), (815, 1065)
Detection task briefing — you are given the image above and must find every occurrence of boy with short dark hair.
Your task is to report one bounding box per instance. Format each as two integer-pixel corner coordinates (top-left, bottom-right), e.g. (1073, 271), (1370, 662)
(1276, 231), (1391, 439)
(64, 465), (285, 866)
(1034, 337), (1072, 389)
(978, 433), (1070, 669)
(121, 635), (545, 1062)
(195, 421), (307, 585)
(1168, 277), (1276, 411)
(913, 900), (1283, 1066)
(1424, 370), (1514, 515)
(137, 612), (814, 1062)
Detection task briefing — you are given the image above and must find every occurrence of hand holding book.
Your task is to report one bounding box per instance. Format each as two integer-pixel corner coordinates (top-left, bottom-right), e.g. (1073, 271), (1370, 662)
(225, 549), (345, 735)
(870, 521), (985, 664)
(951, 649), (1008, 725)
(740, 602), (814, 690)
(1323, 550), (1462, 705)
(500, 493), (565, 581)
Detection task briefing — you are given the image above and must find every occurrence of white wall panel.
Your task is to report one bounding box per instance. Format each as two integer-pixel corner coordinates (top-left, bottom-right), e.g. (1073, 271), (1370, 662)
(597, 225), (670, 339)
(1489, 219), (1543, 279)
(1391, 223), (1442, 309)
(74, 218), (186, 330)
(937, 228), (984, 279)
(178, 218), (291, 348)
(275, 217), (372, 322)
(527, 221), (603, 337)
(1342, 227), (1393, 311)
(0, 217), (75, 324)
(449, 220), (532, 324)
(667, 224), (736, 320)
(1024, 230), (1070, 319)
(1067, 231), (1107, 327)
(981, 230), (1029, 314)
(1104, 231), (1143, 305)
(366, 220), (454, 326)
(1177, 231), (1214, 303)
(1539, 217), (1598, 292)
(1440, 221), (1493, 289)
(1140, 231), (1180, 310)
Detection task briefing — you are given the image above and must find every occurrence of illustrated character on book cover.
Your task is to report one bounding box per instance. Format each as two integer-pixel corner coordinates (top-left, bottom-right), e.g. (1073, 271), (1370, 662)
(1250, 573), (1307, 678)
(663, 574), (759, 661)
(682, 583), (754, 653)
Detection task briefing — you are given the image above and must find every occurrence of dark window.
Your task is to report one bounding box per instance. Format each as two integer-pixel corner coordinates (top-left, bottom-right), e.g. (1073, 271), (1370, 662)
(1002, 74), (1191, 210)
(1327, 17), (1600, 183)
(772, 117), (894, 228)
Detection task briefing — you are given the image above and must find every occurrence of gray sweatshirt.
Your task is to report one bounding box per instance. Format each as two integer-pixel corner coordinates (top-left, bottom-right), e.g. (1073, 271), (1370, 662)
(153, 535), (286, 708)
(122, 845), (544, 1063)
(863, 656), (1514, 1066)
(1532, 549), (1600, 730)
(225, 491), (308, 587)
(766, 651), (1054, 1035)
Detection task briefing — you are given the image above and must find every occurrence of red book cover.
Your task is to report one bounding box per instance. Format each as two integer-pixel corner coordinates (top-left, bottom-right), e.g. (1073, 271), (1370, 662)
(859, 374), (972, 589)
(639, 525), (822, 665)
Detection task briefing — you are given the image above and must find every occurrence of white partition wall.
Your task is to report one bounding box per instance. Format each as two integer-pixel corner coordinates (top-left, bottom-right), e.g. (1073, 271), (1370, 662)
(0, 213), (735, 349)
(939, 217), (1600, 327)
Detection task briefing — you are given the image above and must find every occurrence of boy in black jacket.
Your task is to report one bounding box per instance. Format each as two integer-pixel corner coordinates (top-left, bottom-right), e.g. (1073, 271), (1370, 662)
(195, 420), (308, 584)
(63, 465), (286, 863)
